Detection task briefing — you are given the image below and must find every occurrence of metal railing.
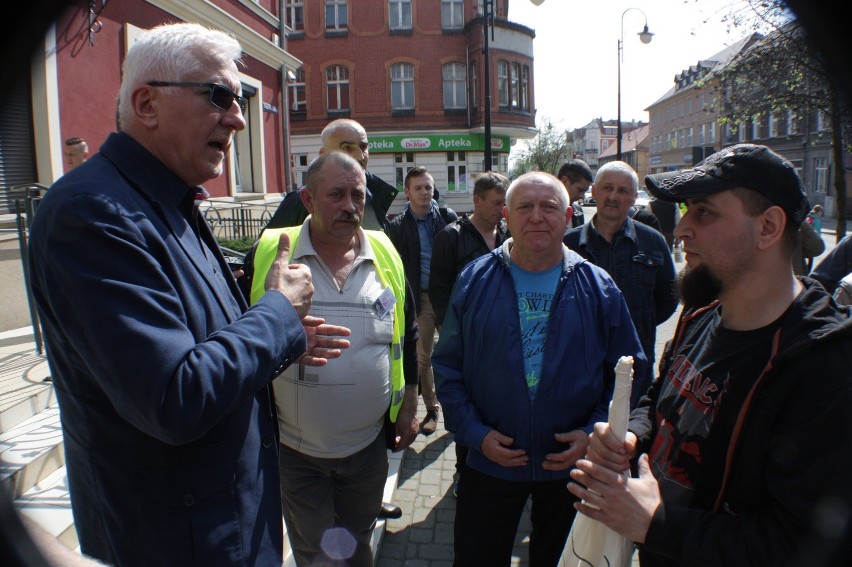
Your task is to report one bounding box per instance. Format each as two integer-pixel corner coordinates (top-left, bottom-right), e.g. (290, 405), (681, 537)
(198, 199), (278, 242)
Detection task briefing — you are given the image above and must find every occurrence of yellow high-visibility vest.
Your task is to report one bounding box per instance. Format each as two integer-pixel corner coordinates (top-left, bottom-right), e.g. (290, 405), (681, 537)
(250, 225), (407, 422)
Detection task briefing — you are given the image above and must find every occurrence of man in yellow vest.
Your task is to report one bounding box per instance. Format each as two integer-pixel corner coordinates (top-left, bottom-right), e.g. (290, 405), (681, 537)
(250, 151), (419, 566)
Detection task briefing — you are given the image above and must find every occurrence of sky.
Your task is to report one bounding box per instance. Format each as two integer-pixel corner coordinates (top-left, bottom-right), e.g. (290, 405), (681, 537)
(507, 0), (755, 132)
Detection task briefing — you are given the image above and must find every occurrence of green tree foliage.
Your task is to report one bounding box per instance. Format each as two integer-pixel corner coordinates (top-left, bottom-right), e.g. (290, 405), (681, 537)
(709, 0), (848, 239)
(509, 119), (574, 179)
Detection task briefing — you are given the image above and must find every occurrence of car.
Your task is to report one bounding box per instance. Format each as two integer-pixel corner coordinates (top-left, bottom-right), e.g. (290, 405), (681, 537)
(635, 189), (651, 209)
(583, 188), (596, 205)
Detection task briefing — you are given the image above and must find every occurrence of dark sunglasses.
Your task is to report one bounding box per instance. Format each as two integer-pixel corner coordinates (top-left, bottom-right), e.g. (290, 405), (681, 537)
(147, 81), (248, 113)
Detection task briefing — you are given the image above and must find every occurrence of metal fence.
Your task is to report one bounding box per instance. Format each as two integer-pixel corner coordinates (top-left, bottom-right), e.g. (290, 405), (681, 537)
(198, 200), (278, 242)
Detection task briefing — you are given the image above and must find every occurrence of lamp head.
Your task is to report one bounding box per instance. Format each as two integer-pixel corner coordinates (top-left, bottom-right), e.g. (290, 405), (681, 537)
(529, 0), (547, 5)
(639, 25), (654, 44)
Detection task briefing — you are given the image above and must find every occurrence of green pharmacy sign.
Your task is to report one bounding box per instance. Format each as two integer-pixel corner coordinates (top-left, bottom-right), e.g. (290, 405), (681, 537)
(368, 134), (510, 154)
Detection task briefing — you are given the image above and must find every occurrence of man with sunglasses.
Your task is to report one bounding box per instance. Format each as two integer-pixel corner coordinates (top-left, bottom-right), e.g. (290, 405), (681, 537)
(28, 23), (351, 567)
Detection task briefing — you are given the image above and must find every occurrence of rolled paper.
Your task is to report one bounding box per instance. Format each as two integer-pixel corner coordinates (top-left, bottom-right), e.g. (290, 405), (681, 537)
(609, 356), (633, 442)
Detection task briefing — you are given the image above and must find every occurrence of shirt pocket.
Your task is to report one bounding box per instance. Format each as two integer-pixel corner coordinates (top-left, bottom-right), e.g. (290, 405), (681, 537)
(632, 251), (664, 292)
(364, 293), (395, 346)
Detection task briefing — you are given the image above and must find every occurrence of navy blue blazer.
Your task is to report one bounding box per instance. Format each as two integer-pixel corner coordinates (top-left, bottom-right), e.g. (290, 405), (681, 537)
(28, 132), (306, 566)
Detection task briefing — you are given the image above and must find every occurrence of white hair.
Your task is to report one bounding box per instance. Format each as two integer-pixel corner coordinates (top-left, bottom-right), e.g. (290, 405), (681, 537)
(117, 23), (243, 129)
(505, 171), (569, 211)
(595, 161), (639, 193)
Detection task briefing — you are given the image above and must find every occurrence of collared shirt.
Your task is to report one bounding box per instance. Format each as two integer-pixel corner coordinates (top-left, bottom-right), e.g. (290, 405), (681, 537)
(273, 220), (392, 458)
(413, 206), (435, 289)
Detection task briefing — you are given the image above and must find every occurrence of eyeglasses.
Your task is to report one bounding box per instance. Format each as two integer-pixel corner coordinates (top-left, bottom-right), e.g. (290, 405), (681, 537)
(147, 81), (248, 114)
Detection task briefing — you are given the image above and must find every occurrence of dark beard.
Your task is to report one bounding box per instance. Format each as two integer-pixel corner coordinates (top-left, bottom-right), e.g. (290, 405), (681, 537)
(677, 264), (722, 309)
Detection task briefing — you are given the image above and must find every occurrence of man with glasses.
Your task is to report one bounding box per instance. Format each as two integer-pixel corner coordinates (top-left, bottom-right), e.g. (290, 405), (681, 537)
(28, 23), (350, 567)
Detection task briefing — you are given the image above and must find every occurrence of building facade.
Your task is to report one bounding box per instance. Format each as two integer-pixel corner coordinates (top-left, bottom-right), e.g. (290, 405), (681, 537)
(572, 118), (644, 172)
(645, 31), (848, 216)
(3, 0), (302, 204)
(282, 0), (537, 214)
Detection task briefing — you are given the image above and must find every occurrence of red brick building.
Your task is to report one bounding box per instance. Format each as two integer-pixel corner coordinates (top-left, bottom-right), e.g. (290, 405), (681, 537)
(282, 0), (537, 211)
(5, 0), (536, 212)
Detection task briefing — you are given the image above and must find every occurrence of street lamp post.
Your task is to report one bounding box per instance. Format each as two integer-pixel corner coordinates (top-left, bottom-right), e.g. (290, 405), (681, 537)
(617, 7), (653, 161)
(482, 0), (545, 172)
(483, 0), (494, 172)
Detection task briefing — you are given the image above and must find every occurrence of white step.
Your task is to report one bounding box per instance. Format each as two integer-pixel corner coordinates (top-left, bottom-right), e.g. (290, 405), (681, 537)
(0, 405), (64, 499)
(15, 465), (78, 551)
(0, 348), (53, 432)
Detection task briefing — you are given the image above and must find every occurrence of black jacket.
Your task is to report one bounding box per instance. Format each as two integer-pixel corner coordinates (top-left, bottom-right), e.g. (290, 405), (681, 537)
(631, 278), (852, 566)
(266, 171), (398, 231)
(386, 201), (457, 314)
(428, 215), (509, 325)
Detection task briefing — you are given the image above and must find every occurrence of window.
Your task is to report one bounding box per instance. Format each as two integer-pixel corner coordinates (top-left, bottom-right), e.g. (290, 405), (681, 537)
(394, 152), (415, 189)
(288, 68), (306, 115)
(443, 63), (467, 110)
(707, 121), (715, 144)
(285, 1), (304, 32)
(447, 151), (467, 193)
(698, 124), (705, 146)
(498, 61), (530, 111)
(230, 80), (265, 194)
(292, 153), (309, 187)
(756, 114), (769, 139)
(389, 0), (411, 31)
(442, 0), (464, 30)
(510, 63), (520, 108)
(326, 0), (348, 30)
(391, 63), (415, 111)
(814, 157), (828, 194)
(497, 61), (509, 107)
(326, 65), (350, 112)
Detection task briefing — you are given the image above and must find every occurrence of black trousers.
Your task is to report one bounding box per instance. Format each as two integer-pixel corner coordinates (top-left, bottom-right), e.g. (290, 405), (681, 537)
(453, 466), (578, 567)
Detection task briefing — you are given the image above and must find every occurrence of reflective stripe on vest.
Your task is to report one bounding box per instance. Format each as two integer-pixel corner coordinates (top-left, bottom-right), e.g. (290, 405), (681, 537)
(250, 226), (407, 422)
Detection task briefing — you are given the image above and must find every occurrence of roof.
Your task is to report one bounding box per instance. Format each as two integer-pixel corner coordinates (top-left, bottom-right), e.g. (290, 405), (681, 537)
(645, 32), (763, 110)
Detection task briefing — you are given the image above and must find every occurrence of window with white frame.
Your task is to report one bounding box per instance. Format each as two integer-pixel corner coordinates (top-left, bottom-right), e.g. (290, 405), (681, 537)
(814, 157), (828, 194)
(442, 0), (464, 30)
(389, 0), (412, 31)
(285, 1), (304, 32)
(288, 68), (306, 114)
(698, 124), (705, 145)
(520, 65), (530, 111)
(326, 65), (350, 112)
(443, 63), (467, 109)
(231, 80), (265, 194)
(326, 0), (348, 30)
(510, 63), (520, 108)
(708, 121), (715, 144)
(394, 152), (415, 189)
(447, 151), (467, 193)
(293, 153), (309, 188)
(497, 61), (509, 107)
(391, 63), (415, 110)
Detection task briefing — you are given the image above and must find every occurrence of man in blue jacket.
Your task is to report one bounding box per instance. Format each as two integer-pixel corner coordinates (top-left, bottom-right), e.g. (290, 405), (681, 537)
(433, 171), (645, 566)
(27, 23), (349, 567)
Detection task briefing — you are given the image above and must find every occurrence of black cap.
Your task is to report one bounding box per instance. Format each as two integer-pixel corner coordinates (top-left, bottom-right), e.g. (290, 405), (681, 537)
(644, 144), (810, 226)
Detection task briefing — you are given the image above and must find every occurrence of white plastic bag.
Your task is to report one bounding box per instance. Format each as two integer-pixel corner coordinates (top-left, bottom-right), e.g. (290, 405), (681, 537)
(560, 356), (635, 567)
